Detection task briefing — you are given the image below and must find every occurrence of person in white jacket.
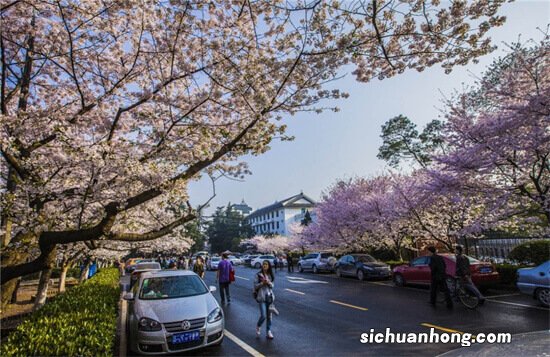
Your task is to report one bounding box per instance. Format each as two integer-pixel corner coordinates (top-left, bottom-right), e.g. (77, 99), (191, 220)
(254, 260), (275, 339)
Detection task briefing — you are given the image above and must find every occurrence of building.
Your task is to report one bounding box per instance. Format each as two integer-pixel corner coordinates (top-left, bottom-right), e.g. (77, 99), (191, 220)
(245, 192), (316, 236)
(230, 199), (253, 216)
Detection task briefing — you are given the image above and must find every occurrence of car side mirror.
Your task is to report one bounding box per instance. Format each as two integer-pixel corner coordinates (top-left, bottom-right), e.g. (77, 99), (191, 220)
(209, 286), (217, 293)
(540, 272), (545, 277)
(123, 292), (134, 301)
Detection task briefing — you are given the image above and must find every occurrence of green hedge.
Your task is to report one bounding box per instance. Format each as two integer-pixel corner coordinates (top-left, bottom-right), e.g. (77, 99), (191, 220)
(1, 268), (120, 357)
(508, 240), (550, 265)
(385, 260), (408, 269)
(495, 264), (531, 286)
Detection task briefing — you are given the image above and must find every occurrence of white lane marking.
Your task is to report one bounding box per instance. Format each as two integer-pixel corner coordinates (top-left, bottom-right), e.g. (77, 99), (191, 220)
(486, 299), (549, 311)
(235, 275), (250, 281)
(285, 288), (305, 295)
(224, 329), (265, 357)
(287, 276), (328, 284)
(485, 293), (521, 298)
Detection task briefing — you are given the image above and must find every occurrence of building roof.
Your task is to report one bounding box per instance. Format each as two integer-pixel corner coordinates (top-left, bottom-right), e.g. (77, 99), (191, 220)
(246, 193), (316, 219)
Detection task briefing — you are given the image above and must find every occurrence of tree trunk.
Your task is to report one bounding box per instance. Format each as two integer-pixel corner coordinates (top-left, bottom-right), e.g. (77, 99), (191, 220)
(59, 265), (69, 293)
(33, 268), (52, 311)
(79, 262), (90, 283)
(0, 243), (32, 308)
(10, 278), (21, 304)
(1, 278), (19, 308)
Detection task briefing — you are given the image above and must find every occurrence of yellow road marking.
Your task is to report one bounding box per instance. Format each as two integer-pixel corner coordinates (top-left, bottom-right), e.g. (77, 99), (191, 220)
(285, 288), (305, 295)
(421, 323), (478, 341)
(330, 300), (368, 311)
(421, 323), (466, 334)
(224, 329), (265, 357)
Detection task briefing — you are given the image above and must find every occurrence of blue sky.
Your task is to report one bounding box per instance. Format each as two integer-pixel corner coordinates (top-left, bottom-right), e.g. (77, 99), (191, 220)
(189, 0), (550, 215)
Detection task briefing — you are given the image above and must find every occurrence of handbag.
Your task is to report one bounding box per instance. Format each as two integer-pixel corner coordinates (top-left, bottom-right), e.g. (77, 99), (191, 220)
(230, 269), (235, 282)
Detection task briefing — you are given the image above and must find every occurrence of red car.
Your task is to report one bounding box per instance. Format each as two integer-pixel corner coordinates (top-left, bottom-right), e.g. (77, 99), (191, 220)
(392, 254), (499, 288)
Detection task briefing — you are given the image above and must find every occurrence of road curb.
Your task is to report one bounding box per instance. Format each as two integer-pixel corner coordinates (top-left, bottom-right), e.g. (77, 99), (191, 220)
(118, 283), (128, 357)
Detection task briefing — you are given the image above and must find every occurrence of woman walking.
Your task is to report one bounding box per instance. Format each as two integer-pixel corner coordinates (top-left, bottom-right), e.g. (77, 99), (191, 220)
(193, 256), (205, 279)
(254, 260), (275, 339)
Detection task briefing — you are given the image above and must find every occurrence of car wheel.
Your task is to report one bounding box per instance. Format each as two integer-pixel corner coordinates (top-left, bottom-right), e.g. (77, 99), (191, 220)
(536, 288), (550, 307)
(254, 262), (261, 269)
(298, 264), (303, 273)
(393, 273), (405, 287)
(357, 269), (365, 281)
(312, 265), (318, 274)
(336, 267), (342, 277)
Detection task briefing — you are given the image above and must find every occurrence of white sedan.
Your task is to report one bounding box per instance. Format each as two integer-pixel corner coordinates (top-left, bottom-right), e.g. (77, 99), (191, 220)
(125, 270), (224, 354)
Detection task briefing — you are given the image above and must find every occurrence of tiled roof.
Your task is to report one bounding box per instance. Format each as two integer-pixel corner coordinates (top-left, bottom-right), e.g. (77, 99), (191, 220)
(245, 193), (315, 219)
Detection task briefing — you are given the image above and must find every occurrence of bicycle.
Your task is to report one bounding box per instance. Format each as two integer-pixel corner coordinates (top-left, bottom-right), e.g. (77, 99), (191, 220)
(437, 276), (480, 309)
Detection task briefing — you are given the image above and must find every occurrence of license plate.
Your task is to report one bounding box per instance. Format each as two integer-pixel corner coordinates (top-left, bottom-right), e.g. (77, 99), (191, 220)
(479, 267), (492, 273)
(172, 330), (201, 344)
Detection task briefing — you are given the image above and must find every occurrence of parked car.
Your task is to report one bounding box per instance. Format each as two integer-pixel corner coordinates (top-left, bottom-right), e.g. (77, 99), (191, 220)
(250, 255), (276, 269)
(298, 252), (336, 273)
(130, 262), (162, 287)
(335, 254), (391, 280)
(126, 257), (145, 273)
(228, 255), (242, 265)
(392, 254), (499, 288)
(516, 260), (550, 307)
(243, 255), (259, 266)
(125, 270), (224, 354)
(207, 257), (221, 271)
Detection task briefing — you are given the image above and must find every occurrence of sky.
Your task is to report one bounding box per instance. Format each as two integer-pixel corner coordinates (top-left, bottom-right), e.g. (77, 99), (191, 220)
(189, 0), (550, 216)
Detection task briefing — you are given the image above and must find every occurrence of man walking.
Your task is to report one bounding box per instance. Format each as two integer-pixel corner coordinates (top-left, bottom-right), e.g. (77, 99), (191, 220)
(217, 253), (234, 304)
(287, 252), (294, 273)
(428, 246), (453, 309)
(455, 245), (486, 304)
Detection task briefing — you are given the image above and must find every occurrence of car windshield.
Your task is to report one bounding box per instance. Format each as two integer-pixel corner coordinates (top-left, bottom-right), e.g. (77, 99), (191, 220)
(355, 255), (376, 263)
(211, 257), (221, 262)
(140, 275), (208, 300)
(320, 253), (332, 259)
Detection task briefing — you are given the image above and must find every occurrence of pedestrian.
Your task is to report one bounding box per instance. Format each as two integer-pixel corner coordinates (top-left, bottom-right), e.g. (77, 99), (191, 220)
(188, 256), (193, 270)
(254, 260), (275, 339)
(455, 245), (486, 304)
(278, 256), (284, 271)
(168, 261), (178, 270)
(272, 256), (278, 272)
(428, 246), (453, 309)
(287, 253), (294, 273)
(193, 256), (205, 278)
(217, 253), (234, 304)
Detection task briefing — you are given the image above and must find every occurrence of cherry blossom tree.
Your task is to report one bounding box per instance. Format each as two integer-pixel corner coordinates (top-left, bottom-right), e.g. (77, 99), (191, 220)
(436, 37), (550, 232)
(0, 0), (506, 305)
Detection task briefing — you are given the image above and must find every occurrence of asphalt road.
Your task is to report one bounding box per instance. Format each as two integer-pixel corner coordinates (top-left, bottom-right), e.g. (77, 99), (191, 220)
(124, 266), (550, 357)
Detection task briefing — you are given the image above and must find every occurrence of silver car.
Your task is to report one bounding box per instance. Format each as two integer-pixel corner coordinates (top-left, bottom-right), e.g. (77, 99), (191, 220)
(298, 252), (336, 273)
(517, 260), (550, 307)
(125, 270), (224, 354)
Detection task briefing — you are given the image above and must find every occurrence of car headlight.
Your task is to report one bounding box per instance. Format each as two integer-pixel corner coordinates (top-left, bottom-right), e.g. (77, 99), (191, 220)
(207, 307), (223, 323)
(364, 266), (374, 271)
(138, 317), (162, 331)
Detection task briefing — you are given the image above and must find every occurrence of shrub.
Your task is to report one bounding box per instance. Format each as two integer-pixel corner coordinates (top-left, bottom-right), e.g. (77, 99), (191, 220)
(495, 264), (531, 286)
(508, 240), (550, 265)
(385, 260), (408, 269)
(1, 268), (120, 357)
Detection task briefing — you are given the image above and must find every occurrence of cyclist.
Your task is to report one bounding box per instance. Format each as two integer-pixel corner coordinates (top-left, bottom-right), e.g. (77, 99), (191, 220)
(428, 246), (453, 309)
(455, 245), (486, 305)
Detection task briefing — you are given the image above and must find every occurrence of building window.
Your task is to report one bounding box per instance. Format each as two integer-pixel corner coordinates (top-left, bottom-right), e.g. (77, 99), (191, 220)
(276, 222), (279, 229)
